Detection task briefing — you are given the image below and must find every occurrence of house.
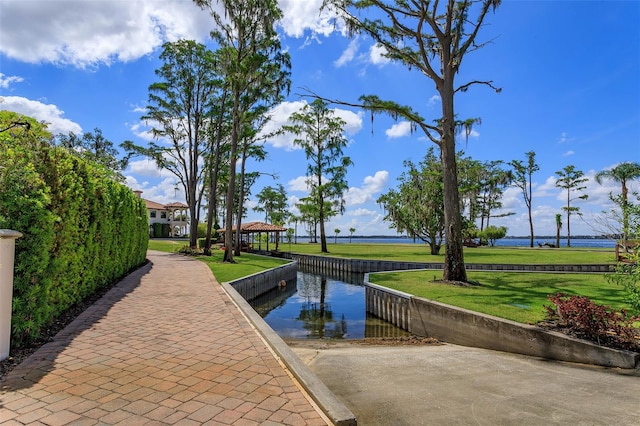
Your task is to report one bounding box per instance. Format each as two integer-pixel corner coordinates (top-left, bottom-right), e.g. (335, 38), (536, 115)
(133, 190), (189, 238)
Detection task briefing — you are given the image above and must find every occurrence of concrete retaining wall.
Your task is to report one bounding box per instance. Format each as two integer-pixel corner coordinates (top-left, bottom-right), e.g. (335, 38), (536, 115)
(290, 253), (612, 274)
(365, 279), (639, 369)
(228, 261), (297, 301)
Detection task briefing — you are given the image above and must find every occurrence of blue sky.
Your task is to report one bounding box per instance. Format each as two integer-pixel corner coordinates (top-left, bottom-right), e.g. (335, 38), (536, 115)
(1, 0), (638, 237)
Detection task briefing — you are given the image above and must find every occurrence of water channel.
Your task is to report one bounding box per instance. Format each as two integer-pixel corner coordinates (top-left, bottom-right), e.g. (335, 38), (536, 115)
(249, 265), (410, 340)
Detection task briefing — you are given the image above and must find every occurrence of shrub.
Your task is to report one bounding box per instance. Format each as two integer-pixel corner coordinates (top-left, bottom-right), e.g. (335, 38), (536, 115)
(480, 225), (507, 247)
(544, 293), (639, 352)
(607, 259), (640, 315)
(0, 111), (148, 346)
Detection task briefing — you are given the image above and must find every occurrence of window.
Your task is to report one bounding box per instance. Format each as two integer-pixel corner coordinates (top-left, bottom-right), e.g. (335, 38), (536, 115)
(150, 210), (156, 218)
(161, 211), (167, 219)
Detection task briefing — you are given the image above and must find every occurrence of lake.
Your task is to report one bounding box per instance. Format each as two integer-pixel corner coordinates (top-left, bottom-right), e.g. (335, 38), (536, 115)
(292, 236), (616, 248)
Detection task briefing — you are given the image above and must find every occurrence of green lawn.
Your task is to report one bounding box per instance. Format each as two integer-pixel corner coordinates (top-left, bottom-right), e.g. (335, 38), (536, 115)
(284, 242), (615, 264)
(368, 270), (628, 324)
(147, 239), (186, 253)
(148, 239), (289, 283)
(148, 239), (629, 324)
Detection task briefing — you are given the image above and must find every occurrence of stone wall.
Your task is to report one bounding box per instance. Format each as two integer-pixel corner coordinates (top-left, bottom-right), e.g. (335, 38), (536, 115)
(289, 253), (612, 273)
(227, 261), (297, 301)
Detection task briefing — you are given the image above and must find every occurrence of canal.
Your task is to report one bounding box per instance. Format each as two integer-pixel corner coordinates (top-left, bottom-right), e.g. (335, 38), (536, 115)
(249, 265), (410, 340)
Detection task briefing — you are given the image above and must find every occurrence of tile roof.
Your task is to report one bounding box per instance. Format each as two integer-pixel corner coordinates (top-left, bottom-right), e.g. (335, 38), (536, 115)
(219, 221), (287, 233)
(143, 199), (188, 210)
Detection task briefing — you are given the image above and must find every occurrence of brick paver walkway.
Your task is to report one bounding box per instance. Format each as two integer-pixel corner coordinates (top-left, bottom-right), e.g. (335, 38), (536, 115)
(0, 251), (329, 425)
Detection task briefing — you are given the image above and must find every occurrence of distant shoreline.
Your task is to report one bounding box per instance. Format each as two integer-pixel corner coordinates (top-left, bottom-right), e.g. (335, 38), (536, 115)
(326, 235), (614, 240)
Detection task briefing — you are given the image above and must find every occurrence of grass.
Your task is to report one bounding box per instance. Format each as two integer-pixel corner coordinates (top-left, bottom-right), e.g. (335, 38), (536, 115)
(283, 242), (616, 264)
(147, 239), (185, 253)
(368, 270), (628, 324)
(148, 239), (289, 283)
(148, 238), (629, 325)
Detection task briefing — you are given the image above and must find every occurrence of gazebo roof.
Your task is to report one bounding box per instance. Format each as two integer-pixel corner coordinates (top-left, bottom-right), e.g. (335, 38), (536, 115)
(218, 221), (287, 233)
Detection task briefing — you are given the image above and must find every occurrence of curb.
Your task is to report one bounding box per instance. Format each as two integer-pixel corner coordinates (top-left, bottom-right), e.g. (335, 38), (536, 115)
(221, 282), (358, 426)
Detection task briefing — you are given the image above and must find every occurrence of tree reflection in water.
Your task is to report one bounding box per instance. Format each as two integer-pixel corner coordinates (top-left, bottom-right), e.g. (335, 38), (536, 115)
(296, 274), (347, 338)
(250, 266), (410, 339)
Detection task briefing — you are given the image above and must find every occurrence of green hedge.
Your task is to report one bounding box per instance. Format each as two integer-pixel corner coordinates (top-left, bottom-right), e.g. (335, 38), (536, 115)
(0, 111), (148, 346)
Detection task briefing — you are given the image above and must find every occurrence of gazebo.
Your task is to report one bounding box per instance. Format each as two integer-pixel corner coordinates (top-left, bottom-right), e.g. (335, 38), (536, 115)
(218, 221), (288, 251)
(165, 202), (189, 237)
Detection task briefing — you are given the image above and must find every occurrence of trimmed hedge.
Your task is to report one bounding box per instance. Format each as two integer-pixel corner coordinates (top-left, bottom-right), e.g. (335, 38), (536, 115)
(0, 111), (148, 346)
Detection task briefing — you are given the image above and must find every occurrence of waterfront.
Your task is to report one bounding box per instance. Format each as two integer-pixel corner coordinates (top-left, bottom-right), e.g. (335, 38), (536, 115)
(291, 236), (616, 248)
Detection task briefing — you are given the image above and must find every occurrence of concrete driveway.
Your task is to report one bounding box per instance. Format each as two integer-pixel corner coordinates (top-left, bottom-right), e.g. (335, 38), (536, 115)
(289, 340), (640, 426)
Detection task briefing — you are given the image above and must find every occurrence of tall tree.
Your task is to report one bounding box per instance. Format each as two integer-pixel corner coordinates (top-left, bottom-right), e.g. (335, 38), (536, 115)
(323, 0), (501, 282)
(476, 160), (513, 233)
(284, 99), (353, 253)
(555, 165), (589, 247)
(254, 184), (289, 224)
(378, 147), (445, 255)
(203, 77), (232, 255)
(195, 0), (291, 262)
(235, 127), (268, 256)
(297, 197), (320, 243)
(457, 153), (484, 224)
(509, 151), (539, 247)
(56, 128), (128, 181)
(122, 40), (218, 248)
(595, 162), (640, 243)
(555, 213), (562, 248)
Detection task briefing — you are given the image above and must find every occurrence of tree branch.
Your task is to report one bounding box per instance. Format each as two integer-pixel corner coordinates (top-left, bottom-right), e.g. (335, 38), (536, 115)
(455, 80), (502, 93)
(297, 87), (443, 145)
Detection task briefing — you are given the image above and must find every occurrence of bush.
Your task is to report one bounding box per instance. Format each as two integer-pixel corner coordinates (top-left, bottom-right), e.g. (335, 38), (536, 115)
(607, 259), (640, 315)
(0, 111), (148, 346)
(480, 225), (507, 247)
(544, 293), (639, 352)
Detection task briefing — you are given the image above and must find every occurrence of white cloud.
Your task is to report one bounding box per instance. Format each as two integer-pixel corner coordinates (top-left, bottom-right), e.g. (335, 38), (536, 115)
(344, 170), (389, 206)
(262, 101), (363, 150)
(385, 121), (412, 139)
(347, 208), (377, 217)
(499, 186), (522, 210)
(127, 176), (185, 205)
(261, 101), (308, 150)
(0, 0), (212, 68)
(278, 0), (341, 38)
(457, 128), (480, 141)
(288, 175), (310, 192)
(334, 38), (360, 68)
(0, 95), (82, 135)
(369, 43), (390, 66)
(557, 131), (576, 144)
(428, 95), (441, 106)
(562, 150), (575, 157)
(125, 158), (172, 179)
(333, 109), (364, 135)
(535, 175), (558, 197)
(129, 122), (156, 142)
(0, 73), (24, 89)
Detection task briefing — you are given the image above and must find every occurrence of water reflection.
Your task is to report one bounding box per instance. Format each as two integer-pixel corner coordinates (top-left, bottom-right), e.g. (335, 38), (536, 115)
(249, 265), (410, 340)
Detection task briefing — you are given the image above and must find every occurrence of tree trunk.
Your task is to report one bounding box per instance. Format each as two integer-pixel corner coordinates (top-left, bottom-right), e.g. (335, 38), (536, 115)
(528, 205), (534, 248)
(440, 74), (467, 282)
(234, 149), (248, 257)
(188, 174), (199, 248)
(566, 191), (571, 248)
(223, 96), (240, 263)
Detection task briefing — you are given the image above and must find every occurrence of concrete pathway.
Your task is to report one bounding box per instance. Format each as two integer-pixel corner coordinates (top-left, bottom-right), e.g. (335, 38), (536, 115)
(290, 341), (640, 425)
(0, 251), (330, 425)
